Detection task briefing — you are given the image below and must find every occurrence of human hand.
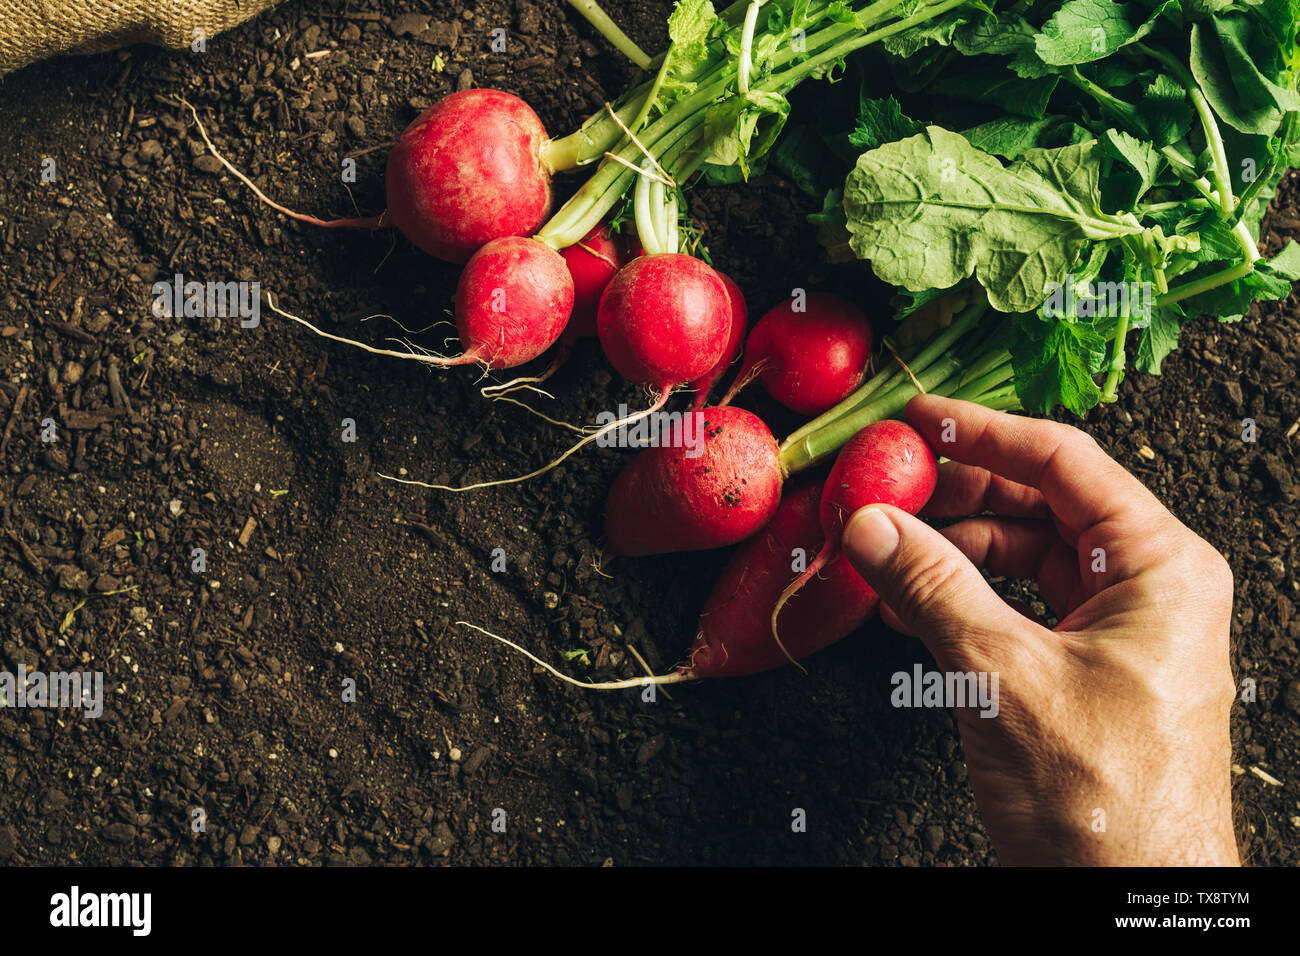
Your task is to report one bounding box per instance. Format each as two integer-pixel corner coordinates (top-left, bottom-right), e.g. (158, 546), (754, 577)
(841, 394), (1239, 866)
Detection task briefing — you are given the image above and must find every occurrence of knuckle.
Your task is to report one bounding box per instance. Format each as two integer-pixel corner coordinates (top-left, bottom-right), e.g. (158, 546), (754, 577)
(892, 550), (965, 629)
(1203, 548), (1235, 596)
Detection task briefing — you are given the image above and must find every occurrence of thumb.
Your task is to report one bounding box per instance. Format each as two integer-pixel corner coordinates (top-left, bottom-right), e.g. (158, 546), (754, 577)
(841, 504), (1028, 668)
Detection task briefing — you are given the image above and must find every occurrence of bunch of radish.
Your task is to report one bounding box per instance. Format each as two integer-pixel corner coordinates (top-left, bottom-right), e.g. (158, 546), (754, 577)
(179, 2), (1027, 682)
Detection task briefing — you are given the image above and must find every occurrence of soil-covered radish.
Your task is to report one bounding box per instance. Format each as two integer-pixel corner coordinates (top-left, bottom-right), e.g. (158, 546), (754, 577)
(559, 223), (624, 341)
(725, 292), (873, 415)
(689, 272), (747, 410)
(597, 254), (731, 396)
(689, 482), (880, 677)
(386, 90), (555, 263)
(604, 406), (782, 557)
(771, 420), (937, 656)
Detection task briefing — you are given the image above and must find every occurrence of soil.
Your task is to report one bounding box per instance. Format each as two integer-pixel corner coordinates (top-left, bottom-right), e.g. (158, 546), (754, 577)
(0, 0), (1296, 867)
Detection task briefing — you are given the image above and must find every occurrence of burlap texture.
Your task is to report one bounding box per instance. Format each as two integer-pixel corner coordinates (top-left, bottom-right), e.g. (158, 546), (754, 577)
(0, 0), (283, 76)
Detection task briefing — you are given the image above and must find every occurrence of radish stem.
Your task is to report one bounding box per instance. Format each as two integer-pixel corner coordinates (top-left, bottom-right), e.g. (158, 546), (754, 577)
(566, 0), (653, 69)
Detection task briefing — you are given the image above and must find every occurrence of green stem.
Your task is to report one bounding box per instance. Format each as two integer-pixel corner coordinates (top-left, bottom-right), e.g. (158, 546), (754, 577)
(779, 353), (967, 474)
(1133, 42), (1237, 216)
(1064, 67), (1143, 129)
(779, 300), (987, 451)
(1155, 258), (1255, 308)
(538, 112), (706, 247)
(541, 91), (654, 170)
(977, 384), (1022, 412)
(634, 165), (664, 254)
(948, 357), (1014, 403)
(738, 0), (764, 95)
(778, 331), (1009, 475)
(1192, 88), (1235, 215)
(566, 0), (653, 69)
(1100, 313), (1129, 403)
(768, 0), (968, 93)
(1231, 112), (1298, 226)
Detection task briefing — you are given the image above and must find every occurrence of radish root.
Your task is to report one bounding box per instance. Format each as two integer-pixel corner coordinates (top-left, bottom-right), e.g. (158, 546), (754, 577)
(458, 622), (692, 690)
(265, 294), (478, 368)
(180, 98), (387, 231)
(769, 553), (829, 674)
(882, 338), (927, 395)
(717, 356), (772, 408)
(381, 389), (670, 491)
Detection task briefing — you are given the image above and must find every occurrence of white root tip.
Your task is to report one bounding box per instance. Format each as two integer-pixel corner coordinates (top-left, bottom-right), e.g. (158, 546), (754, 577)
(457, 622), (691, 690)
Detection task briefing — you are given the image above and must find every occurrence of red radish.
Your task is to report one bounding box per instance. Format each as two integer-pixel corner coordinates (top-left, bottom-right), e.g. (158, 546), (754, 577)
(479, 224), (622, 402)
(688, 272), (747, 410)
(724, 292), (873, 415)
(452, 237), (574, 367)
(559, 224), (625, 341)
(770, 420), (937, 660)
(597, 254), (731, 396)
(265, 236), (572, 371)
(386, 90), (554, 263)
(604, 406), (782, 556)
(689, 482), (880, 678)
(385, 254), (731, 492)
(184, 90), (555, 264)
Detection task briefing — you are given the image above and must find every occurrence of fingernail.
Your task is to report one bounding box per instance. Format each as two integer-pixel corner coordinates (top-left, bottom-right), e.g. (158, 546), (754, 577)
(843, 506), (899, 569)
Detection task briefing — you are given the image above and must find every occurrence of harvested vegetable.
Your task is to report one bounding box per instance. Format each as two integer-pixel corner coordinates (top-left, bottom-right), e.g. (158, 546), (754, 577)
(722, 290), (874, 415)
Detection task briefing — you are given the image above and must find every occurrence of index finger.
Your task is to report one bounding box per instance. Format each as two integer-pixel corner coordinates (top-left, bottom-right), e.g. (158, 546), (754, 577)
(903, 394), (1168, 538)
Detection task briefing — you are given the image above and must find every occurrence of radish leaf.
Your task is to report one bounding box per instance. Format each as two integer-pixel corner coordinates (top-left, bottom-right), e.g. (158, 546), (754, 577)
(842, 127), (1144, 311)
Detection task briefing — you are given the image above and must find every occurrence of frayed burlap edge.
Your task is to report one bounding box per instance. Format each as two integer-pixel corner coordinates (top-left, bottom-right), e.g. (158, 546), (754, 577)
(0, 0), (283, 76)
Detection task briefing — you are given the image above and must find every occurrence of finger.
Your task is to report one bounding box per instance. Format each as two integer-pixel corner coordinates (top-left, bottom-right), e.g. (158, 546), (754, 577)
(879, 594), (1046, 635)
(939, 518), (1082, 620)
(939, 517), (1061, 579)
(1004, 598), (1047, 626)
(923, 462), (1050, 519)
(1037, 539), (1087, 619)
(842, 504), (1041, 669)
(904, 394), (1168, 537)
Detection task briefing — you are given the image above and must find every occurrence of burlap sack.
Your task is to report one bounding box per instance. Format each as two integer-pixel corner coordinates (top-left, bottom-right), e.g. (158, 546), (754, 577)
(0, 0), (284, 76)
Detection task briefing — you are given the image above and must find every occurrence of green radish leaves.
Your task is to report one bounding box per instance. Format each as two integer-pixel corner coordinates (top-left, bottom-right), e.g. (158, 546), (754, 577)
(842, 128), (1144, 312)
(1011, 313), (1108, 415)
(1190, 12), (1300, 134)
(1034, 0), (1175, 66)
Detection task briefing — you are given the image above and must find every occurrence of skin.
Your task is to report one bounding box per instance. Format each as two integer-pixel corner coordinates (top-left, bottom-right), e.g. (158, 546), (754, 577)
(841, 394), (1239, 866)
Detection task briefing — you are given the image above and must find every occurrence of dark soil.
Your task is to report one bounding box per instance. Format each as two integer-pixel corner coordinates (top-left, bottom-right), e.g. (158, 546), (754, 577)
(0, 0), (1295, 867)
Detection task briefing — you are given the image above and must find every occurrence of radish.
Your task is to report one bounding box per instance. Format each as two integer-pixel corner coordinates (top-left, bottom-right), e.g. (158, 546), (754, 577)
(385, 253), (732, 492)
(722, 292), (873, 416)
(451, 237), (575, 367)
(688, 272), (747, 410)
(597, 253), (731, 398)
(183, 90), (559, 263)
(478, 223), (624, 405)
(770, 420), (937, 662)
(604, 406), (782, 556)
(267, 236), (572, 371)
(559, 223), (625, 341)
(689, 482), (880, 678)
(386, 90), (555, 263)
(460, 481), (876, 686)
